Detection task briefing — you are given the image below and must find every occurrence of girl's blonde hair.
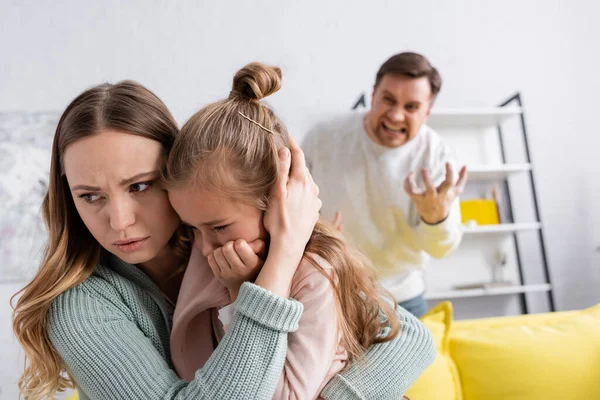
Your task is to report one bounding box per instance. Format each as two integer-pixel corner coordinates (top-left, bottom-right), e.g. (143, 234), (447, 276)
(11, 81), (190, 399)
(164, 62), (400, 362)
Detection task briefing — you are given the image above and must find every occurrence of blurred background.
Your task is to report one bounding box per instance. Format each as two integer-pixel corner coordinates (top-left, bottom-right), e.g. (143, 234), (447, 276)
(2, 1), (599, 397)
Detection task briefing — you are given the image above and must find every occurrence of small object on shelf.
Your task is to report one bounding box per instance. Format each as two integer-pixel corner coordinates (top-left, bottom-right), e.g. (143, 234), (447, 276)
(460, 199), (500, 225)
(492, 248), (508, 283)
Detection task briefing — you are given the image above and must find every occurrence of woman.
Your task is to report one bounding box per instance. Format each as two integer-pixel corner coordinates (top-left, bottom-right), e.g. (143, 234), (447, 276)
(12, 80), (435, 400)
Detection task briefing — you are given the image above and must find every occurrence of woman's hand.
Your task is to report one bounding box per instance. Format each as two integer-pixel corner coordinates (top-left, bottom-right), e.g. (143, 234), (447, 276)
(263, 137), (321, 257)
(207, 239), (266, 301)
(256, 138), (321, 297)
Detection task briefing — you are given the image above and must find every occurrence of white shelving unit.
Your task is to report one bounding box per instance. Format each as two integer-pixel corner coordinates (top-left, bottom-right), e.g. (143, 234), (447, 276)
(428, 106), (523, 128)
(462, 222), (542, 235)
(425, 93), (555, 314)
(467, 163), (531, 181)
(425, 284), (552, 301)
(351, 92), (554, 315)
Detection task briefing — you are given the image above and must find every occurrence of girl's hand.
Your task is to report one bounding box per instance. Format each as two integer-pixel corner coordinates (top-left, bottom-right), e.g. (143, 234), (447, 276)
(207, 239), (266, 301)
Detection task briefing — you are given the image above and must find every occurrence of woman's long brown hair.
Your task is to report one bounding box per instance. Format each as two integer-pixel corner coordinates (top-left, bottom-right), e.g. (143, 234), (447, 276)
(11, 81), (188, 399)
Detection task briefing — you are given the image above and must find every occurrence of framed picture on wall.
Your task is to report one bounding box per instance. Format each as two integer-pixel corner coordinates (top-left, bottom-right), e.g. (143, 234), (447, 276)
(0, 112), (58, 282)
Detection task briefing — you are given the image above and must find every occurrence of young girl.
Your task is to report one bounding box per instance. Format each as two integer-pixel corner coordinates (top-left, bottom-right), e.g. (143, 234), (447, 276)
(166, 63), (432, 399)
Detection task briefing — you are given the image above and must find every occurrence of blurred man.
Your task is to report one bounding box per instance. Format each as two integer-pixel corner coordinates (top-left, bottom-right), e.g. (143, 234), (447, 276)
(303, 52), (467, 317)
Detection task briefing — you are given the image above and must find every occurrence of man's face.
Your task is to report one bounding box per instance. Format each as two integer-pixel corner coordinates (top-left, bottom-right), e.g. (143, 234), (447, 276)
(365, 74), (434, 148)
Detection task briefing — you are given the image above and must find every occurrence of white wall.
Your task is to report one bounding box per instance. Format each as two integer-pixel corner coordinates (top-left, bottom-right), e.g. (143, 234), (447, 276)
(1, 283), (23, 399)
(2, 0), (600, 397)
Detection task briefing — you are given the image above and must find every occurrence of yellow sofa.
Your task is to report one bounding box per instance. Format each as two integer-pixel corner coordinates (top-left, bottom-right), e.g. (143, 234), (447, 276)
(407, 301), (600, 400)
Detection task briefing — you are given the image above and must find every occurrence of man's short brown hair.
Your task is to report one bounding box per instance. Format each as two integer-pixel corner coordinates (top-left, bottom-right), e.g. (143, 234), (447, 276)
(375, 52), (442, 98)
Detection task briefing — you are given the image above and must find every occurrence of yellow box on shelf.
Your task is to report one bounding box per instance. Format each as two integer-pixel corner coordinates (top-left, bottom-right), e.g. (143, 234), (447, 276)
(460, 199), (499, 225)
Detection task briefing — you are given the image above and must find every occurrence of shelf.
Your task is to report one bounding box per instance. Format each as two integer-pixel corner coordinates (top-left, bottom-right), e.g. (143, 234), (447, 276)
(428, 106), (522, 129)
(425, 283), (552, 300)
(462, 222), (542, 234)
(468, 163), (531, 180)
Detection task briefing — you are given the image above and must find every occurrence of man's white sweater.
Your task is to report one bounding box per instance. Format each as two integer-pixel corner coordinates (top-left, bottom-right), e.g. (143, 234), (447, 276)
(303, 111), (463, 302)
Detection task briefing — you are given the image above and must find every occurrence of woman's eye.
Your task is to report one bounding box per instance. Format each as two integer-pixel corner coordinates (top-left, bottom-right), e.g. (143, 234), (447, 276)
(213, 225), (228, 232)
(130, 182), (152, 193)
(78, 193), (102, 203)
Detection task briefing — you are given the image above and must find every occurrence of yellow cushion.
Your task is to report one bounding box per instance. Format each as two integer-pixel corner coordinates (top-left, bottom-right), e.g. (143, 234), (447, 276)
(450, 303), (600, 400)
(406, 301), (463, 400)
(66, 392), (79, 400)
